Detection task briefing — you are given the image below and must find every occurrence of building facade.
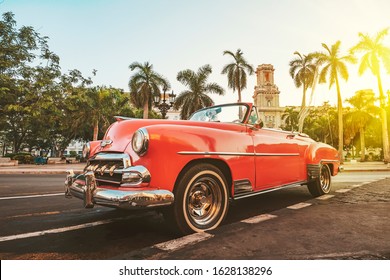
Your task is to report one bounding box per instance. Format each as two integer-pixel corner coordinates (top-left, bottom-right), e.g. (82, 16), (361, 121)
(253, 64), (284, 128)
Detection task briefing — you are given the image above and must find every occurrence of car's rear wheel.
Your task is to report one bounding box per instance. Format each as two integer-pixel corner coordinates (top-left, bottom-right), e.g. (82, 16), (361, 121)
(164, 163), (229, 234)
(307, 164), (331, 197)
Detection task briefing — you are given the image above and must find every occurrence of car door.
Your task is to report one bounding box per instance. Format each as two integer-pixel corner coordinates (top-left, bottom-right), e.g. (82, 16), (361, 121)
(250, 128), (306, 190)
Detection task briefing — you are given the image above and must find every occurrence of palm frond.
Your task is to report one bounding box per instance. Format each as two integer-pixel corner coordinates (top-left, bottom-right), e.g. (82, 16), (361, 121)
(375, 27), (389, 44)
(205, 83), (224, 95)
(358, 53), (371, 75)
(222, 49), (253, 94)
(319, 64), (330, 84)
(222, 50), (236, 58)
(321, 43), (332, 55)
(177, 69), (195, 86)
(338, 62), (349, 81)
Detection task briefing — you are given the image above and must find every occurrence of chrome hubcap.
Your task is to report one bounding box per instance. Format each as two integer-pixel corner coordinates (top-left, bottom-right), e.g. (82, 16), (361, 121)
(187, 177), (222, 226)
(320, 165), (331, 193)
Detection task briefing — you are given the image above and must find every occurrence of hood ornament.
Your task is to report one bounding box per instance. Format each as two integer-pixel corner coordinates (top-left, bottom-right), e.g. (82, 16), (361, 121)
(100, 139), (113, 147)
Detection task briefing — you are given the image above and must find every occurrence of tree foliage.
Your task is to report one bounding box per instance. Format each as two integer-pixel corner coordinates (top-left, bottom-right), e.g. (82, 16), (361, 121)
(128, 62), (170, 119)
(288, 52), (316, 132)
(281, 107), (299, 131)
(175, 65), (224, 120)
(350, 28), (390, 162)
(344, 89), (379, 161)
(221, 49), (254, 103)
(313, 41), (356, 162)
(0, 12), (134, 155)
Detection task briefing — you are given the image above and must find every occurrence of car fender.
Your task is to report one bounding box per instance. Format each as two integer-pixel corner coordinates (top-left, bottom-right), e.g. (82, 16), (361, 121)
(128, 124), (256, 194)
(305, 142), (340, 176)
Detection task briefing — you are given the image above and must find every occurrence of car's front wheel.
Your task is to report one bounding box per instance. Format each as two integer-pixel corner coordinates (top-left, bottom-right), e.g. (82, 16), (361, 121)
(165, 163), (229, 234)
(307, 164), (332, 197)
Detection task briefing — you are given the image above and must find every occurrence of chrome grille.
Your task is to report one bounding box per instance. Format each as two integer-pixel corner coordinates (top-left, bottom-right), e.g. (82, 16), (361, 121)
(85, 153), (131, 186)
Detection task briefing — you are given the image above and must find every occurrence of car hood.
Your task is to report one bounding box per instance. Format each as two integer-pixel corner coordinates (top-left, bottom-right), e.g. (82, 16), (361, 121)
(97, 118), (248, 153)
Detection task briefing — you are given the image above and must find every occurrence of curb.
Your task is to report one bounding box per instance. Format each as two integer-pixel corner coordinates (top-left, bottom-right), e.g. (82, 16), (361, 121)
(342, 169), (390, 172)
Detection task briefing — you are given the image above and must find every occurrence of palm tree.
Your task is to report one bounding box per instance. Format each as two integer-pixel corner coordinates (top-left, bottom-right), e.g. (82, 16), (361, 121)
(221, 49), (254, 103)
(350, 28), (390, 163)
(304, 103), (337, 145)
(128, 62), (170, 119)
(281, 106), (299, 131)
(175, 64), (224, 120)
(345, 89), (378, 162)
(289, 52), (316, 132)
(314, 41), (356, 163)
(85, 86), (128, 141)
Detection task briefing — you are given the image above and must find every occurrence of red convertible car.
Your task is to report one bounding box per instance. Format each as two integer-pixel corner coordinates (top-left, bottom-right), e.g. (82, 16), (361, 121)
(65, 103), (340, 234)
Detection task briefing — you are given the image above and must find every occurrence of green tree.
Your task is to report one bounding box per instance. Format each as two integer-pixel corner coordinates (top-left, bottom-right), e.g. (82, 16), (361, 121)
(350, 28), (390, 163)
(128, 62), (170, 119)
(0, 12), (135, 156)
(344, 90), (379, 162)
(88, 87), (115, 141)
(304, 103), (338, 145)
(281, 107), (299, 131)
(0, 12), (62, 153)
(221, 49), (254, 103)
(60, 75), (132, 144)
(314, 41), (356, 163)
(175, 65), (224, 120)
(289, 52), (316, 132)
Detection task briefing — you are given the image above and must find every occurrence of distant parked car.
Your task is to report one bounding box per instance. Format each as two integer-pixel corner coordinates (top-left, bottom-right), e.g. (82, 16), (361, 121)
(65, 103), (340, 234)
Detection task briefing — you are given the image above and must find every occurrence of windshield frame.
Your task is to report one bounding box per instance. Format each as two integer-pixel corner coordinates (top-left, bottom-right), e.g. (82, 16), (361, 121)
(189, 103), (252, 124)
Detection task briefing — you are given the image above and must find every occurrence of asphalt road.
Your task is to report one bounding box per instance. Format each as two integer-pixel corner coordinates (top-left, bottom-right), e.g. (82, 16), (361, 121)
(0, 171), (389, 260)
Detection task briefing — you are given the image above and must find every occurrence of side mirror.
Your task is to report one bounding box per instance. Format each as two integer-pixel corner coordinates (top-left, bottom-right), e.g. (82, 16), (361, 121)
(252, 121), (263, 129)
(256, 120), (264, 129)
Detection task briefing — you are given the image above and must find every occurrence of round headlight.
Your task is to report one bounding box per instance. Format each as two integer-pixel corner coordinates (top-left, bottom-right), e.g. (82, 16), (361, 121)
(82, 142), (91, 159)
(132, 128), (149, 156)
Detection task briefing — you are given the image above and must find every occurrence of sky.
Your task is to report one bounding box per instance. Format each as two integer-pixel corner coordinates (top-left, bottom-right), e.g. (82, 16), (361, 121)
(1, 0), (390, 107)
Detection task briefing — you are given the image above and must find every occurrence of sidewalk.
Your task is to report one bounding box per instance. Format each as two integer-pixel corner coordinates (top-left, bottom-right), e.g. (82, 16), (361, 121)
(0, 161), (389, 174)
(342, 161), (390, 172)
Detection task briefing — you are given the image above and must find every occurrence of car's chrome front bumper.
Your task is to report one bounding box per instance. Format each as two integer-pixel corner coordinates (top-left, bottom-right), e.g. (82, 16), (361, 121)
(64, 169), (174, 209)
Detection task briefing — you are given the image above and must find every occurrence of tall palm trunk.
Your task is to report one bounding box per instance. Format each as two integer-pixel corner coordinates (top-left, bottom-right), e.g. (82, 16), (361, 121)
(298, 69), (318, 133)
(360, 127), (366, 162)
(298, 84), (307, 132)
(335, 75), (344, 164)
(376, 72), (390, 163)
(143, 100), (149, 119)
(237, 76), (243, 119)
(93, 119), (99, 141)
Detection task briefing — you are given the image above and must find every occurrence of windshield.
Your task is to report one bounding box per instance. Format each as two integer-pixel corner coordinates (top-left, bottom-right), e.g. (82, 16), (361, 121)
(189, 104), (249, 123)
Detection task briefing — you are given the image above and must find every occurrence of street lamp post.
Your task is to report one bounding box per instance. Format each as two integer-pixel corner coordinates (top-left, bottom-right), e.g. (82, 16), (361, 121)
(153, 89), (176, 119)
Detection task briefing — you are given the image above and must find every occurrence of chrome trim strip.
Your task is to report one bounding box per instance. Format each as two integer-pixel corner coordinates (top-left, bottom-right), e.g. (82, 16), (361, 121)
(321, 159), (340, 163)
(89, 153), (131, 168)
(178, 151), (253, 156)
(257, 153), (300, 156)
(234, 179), (253, 196)
(178, 151), (300, 157)
(91, 153), (129, 161)
(233, 180), (307, 200)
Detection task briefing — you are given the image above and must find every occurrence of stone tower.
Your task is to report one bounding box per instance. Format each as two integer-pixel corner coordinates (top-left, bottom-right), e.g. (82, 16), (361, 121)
(253, 64), (283, 128)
